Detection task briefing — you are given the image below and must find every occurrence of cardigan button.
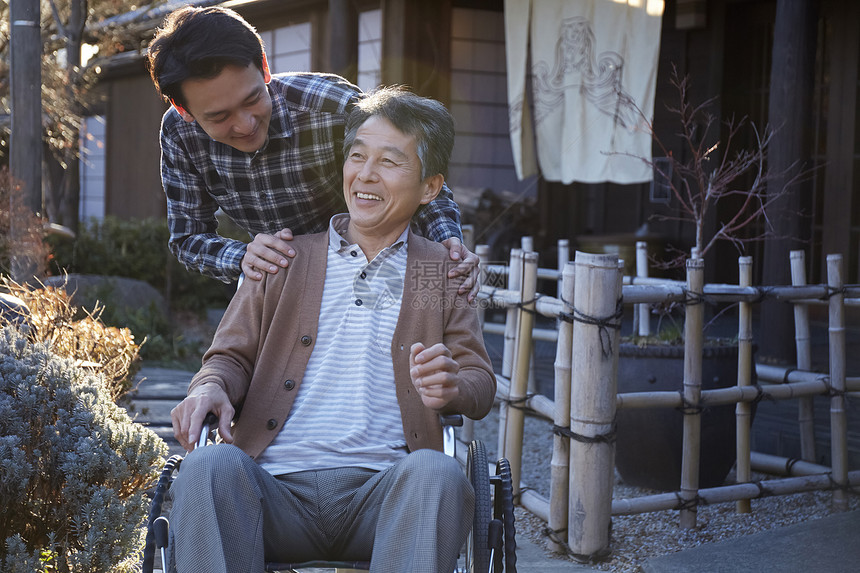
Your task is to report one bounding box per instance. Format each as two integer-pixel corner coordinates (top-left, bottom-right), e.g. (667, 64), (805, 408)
(300, 335), (312, 346)
(266, 419), (278, 430)
(284, 379), (295, 391)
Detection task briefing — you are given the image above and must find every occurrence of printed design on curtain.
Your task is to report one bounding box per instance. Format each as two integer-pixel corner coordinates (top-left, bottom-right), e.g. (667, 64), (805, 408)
(508, 17), (641, 138)
(532, 17), (639, 130)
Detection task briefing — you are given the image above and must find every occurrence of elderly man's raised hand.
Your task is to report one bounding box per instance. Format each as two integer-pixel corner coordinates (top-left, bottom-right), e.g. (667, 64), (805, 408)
(171, 383), (235, 451)
(241, 228), (296, 281)
(409, 342), (461, 410)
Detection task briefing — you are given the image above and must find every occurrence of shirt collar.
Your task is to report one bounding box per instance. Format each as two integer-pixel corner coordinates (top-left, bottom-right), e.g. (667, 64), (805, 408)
(265, 81), (293, 141)
(327, 214), (408, 256)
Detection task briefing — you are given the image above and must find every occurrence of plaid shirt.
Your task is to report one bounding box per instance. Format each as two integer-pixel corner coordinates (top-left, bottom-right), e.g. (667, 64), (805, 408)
(160, 72), (462, 283)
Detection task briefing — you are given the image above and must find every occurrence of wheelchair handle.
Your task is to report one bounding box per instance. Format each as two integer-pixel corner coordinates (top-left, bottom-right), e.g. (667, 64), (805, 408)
(197, 412), (219, 449)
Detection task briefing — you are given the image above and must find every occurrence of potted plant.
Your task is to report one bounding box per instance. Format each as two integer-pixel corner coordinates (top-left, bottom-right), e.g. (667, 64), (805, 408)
(612, 67), (809, 491)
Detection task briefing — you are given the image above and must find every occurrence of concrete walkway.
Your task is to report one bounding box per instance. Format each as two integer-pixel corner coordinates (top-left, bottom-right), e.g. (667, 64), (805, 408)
(640, 509), (860, 573)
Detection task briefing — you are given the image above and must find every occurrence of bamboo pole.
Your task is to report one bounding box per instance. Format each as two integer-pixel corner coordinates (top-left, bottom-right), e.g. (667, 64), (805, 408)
(521, 237), (537, 395)
(736, 256), (754, 514)
(521, 236), (534, 253)
(463, 244), (492, 445)
(498, 249), (523, 460)
(827, 254), (848, 511)
(568, 252), (621, 561)
(616, 375), (860, 410)
(790, 250), (816, 462)
(495, 375), (554, 421)
(504, 251), (539, 500)
(549, 261), (574, 553)
(611, 470), (860, 516)
(636, 241), (651, 336)
(558, 239), (570, 298)
(750, 452), (830, 477)
(481, 271), (860, 304)
(680, 256), (704, 529)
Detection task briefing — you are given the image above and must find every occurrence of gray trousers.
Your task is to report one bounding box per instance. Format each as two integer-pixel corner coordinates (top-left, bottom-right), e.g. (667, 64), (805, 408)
(167, 444), (474, 573)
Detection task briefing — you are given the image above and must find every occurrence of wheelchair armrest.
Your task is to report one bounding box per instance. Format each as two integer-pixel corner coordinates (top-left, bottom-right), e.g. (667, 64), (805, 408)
(440, 414), (462, 458)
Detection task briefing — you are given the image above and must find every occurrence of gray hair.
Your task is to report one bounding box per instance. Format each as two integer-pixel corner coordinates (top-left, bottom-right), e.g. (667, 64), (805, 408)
(343, 86), (455, 180)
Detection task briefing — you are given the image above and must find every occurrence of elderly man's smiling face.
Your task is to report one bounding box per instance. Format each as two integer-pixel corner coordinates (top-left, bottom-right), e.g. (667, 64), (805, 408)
(343, 115), (442, 243)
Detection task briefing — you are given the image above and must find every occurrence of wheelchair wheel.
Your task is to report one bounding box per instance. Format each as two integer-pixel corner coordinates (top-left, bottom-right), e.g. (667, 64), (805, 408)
(493, 458), (517, 573)
(465, 440), (491, 573)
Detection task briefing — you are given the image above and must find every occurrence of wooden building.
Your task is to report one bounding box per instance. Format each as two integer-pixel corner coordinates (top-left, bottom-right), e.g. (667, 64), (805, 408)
(86, 0), (859, 289)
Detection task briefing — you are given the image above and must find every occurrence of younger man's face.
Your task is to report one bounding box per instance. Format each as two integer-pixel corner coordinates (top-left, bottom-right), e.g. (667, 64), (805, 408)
(178, 63), (272, 153)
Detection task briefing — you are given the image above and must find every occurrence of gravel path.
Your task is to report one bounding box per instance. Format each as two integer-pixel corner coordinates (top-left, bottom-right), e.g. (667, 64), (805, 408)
(470, 405), (860, 572)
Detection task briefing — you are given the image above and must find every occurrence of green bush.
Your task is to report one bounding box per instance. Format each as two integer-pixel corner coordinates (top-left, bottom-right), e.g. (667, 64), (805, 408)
(47, 216), (231, 313)
(0, 326), (167, 572)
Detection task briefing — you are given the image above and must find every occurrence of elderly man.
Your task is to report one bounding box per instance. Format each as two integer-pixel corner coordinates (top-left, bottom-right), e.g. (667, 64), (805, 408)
(166, 86), (496, 573)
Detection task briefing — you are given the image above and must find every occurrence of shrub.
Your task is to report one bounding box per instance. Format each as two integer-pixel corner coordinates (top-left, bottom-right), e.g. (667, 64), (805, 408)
(46, 216), (232, 314)
(0, 326), (168, 572)
(0, 276), (140, 401)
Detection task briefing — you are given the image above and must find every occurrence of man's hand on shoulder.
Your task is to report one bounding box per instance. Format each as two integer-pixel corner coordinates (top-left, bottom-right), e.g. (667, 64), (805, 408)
(441, 237), (480, 301)
(241, 228), (297, 281)
(409, 342), (460, 410)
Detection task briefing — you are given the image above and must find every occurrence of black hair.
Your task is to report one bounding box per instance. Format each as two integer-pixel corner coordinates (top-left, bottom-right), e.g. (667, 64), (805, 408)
(147, 6), (265, 107)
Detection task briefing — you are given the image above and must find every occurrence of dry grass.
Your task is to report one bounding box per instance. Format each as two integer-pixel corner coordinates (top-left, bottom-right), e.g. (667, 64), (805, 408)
(1, 275), (141, 400)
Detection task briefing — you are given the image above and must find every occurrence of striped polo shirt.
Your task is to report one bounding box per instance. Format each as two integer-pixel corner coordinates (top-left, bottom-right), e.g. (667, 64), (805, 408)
(257, 214), (409, 475)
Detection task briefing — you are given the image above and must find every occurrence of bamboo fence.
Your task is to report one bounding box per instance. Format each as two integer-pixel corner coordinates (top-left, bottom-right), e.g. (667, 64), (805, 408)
(471, 242), (860, 561)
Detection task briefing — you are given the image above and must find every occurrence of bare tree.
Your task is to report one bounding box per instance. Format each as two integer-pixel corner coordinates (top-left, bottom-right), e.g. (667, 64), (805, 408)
(620, 67), (812, 270)
(1, 0), (165, 233)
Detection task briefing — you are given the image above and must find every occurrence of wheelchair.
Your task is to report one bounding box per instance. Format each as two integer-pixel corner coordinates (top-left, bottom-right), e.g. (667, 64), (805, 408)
(142, 414), (517, 573)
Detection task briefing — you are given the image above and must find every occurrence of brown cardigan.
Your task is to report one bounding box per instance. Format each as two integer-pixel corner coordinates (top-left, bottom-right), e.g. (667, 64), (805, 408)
(188, 229), (496, 459)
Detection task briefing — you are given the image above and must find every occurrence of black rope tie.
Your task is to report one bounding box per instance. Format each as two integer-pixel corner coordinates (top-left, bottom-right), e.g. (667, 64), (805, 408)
(683, 288), (707, 306)
(823, 286), (848, 300)
(753, 480), (775, 499)
(826, 475), (860, 496)
(512, 485), (533, 506)
(574, 298), (624, 358)
(558, 294), (623, 357)
(676, 391), (704, 415)
(753, 286), (775, 305)
(505, 393), (536, 411)
(541, 526), (568, 548)
(781, 368), (797, 385)
(751, 383), (776, 406)
(784, 457), (800, 475)
(674, 492), (707, 511)
(553, 424), (617, 445)
(515, 294), (543, 315)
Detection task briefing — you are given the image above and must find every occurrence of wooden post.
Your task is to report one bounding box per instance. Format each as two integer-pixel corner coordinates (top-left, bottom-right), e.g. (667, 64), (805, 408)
(680, 257), (705, 529)
(790, 250), (817, 462)
(736, 256), (754, 514)
(504, 251), (538, 499)
(549, 261), (574, 553)
(568, 252), (621, 561)
(9, 0), (43, 283)
(521, 236), (537, 394)
(827, 254), (848, 511)
(498, 249), (523, 460)
(558, 239), (570, 297)
(462, 242), (490, 445)
(636, 241), (651, 337)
